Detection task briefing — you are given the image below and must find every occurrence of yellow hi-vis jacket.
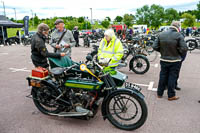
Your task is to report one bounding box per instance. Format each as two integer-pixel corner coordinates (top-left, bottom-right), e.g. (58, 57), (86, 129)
(97, 36), (124, 67)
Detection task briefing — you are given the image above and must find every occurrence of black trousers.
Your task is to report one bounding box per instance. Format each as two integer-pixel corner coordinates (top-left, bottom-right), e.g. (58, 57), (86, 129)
(175, 61), (183, 87)
(75, 38), (79, 47)
(157, 61), (181, 98)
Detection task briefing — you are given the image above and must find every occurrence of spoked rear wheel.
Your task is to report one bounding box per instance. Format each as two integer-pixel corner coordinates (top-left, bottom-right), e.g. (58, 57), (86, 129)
(105, 91), (148, 131)
(32, 86), (63, 115)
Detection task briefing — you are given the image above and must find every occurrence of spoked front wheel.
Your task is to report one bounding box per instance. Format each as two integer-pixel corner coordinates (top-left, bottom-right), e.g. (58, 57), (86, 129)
(105, 91), (148, 131)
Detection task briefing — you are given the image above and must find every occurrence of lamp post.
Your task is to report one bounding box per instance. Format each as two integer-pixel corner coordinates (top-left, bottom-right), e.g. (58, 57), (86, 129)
(13, 8), (16, 20)
(1, 1), (6, 17)
(90, 8), (92, 24)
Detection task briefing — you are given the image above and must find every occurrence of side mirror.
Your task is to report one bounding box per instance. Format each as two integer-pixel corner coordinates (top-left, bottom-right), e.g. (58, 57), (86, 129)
(86, 54), (93, 61)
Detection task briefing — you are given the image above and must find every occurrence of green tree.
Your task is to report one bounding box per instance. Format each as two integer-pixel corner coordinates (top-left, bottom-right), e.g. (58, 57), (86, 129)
(101, 19), (110, 28)
(135, 4), (165, 28)
(106, 16), (111, 21)
(101, 17), (110, 29)
(123, 14), (134, 27)
(92, 21), (104, 29)
(181, 13), (196, 27)
(196, 1), (200, 21)
(164, 8), (180, 24)
(82, 21), (91, 29)
(114, 16), (123, 22)
(34, 13), (39, 26)
(149, 4), (165, 28)
(78, 17), (85, 23)
(135, 5), (150, 26)
(10, 18), (15, 22)
(66, 16), (74, 21)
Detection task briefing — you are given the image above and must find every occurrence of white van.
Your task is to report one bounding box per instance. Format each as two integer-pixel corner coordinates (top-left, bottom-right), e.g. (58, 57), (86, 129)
(159, 26), (171, 32)
(133, 25), (147, 33)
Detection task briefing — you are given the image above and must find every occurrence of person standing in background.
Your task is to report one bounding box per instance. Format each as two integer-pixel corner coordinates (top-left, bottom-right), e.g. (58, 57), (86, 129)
(50, 19), (75, 58)
(153, 21), (188, 101)
(73, 26), (80, 47)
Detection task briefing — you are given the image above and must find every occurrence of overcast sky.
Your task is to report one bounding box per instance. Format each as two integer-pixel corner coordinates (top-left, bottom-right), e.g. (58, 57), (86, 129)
(1, 0), (199, 20)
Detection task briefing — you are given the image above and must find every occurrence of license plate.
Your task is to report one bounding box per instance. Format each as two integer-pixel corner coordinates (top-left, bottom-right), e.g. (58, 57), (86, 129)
(125, 82), (142, 92)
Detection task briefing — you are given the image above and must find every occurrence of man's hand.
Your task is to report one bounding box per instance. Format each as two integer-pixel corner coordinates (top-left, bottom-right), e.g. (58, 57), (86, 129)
(64, 44), (70, 48)
(55, 44), (61, 49)
(60, 53), (66, 57)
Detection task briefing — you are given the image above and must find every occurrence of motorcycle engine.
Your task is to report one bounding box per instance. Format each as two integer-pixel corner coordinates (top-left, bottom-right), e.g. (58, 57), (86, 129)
(69, 88), (96, 109)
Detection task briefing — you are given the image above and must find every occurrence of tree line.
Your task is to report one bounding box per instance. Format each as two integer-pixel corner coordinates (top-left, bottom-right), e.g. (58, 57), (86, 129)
(9, 1), (200, 30)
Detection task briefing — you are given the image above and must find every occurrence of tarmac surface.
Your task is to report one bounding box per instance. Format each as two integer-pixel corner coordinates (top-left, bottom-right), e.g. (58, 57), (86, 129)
(0, 39), (200, 133)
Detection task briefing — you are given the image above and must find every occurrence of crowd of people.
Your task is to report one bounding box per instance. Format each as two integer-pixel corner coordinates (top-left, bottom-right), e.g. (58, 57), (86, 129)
(30, 19), (190, 102)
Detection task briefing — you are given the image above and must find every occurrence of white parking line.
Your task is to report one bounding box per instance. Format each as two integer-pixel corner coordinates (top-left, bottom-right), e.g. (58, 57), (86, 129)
(147, 81), (155, 90)
(150, 63), (159, 68)
(154, 63), (158, 68)
(0, 53), (8, 55)
(134, 83), (149, 87)
(151, 88), (158, 91)
(9, 67), (31, 72)
(133, 81), (156, 91)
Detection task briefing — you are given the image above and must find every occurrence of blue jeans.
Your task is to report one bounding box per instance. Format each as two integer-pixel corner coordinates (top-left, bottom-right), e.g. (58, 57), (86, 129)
(157, 61), (181, 98)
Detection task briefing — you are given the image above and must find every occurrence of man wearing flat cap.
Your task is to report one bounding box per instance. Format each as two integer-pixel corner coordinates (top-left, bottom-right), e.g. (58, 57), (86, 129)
(50, 19), (75, 57)
(153, 21), (188, 101)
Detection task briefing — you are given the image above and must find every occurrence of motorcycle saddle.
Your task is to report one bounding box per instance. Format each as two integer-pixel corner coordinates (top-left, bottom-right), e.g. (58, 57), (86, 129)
(50, 67), (65, 76)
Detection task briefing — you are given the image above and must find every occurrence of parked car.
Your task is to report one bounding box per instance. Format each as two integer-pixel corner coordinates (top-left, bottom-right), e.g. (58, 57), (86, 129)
(79, 31), (84, 38)
(28, 31), (37, 37)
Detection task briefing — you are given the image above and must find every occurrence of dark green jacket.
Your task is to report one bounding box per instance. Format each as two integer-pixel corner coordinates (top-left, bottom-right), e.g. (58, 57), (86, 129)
(31, 32), (60, 67)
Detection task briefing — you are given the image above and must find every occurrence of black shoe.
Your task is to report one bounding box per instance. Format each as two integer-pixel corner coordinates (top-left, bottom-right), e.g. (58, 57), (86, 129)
(175, 86), (181, 91)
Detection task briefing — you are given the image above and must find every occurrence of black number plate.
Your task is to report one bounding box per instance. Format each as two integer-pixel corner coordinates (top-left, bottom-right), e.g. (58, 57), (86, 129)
(125, 82), (142, 92)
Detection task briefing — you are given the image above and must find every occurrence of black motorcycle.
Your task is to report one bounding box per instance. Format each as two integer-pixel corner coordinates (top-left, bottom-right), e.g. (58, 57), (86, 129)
(26, 56), (148, 131)
(186, 37), (200, 51)
(88, 33), (102, 43)
(83, 34), (90, 47)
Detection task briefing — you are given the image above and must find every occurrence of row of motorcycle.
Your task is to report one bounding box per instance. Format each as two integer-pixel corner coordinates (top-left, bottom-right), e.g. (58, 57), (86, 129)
(185, 33), (200, 52)
(88, 32), (158, 75)
(1, 35), (32, 46)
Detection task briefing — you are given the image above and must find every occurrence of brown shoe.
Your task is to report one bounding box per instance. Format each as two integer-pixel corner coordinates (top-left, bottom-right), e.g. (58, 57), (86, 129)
(157, 95), (162, 98)
(168, 96), (179, 101)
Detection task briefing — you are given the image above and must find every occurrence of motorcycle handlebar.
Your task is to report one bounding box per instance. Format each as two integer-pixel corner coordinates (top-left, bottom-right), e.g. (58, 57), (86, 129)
(65, 64), (78, 72)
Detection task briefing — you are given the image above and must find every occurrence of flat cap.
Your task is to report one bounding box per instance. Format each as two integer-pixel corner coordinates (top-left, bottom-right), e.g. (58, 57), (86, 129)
(54, 19), (64, 25)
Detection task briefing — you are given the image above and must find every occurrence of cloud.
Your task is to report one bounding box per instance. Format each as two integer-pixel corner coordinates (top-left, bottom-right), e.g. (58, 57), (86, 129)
(1, 0), (199, 20)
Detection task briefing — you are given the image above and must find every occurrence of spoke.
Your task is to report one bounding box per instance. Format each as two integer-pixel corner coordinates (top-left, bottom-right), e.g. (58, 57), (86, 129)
(110, 111), (123, 115)
(110, 108), (122, 111)
(114, 96), (126, 110)
(125, 96), (131, 106)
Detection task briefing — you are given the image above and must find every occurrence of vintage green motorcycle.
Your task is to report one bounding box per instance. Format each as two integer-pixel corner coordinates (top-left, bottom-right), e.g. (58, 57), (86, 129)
(26, 55), (148, 131)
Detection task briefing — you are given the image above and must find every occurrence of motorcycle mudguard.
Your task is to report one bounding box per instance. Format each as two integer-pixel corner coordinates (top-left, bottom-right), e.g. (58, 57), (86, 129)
(101, 88), (145, 120)
(30, 79), (58, 95)
(186, 39), (198, 46)
(41, 79), (58, 89)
